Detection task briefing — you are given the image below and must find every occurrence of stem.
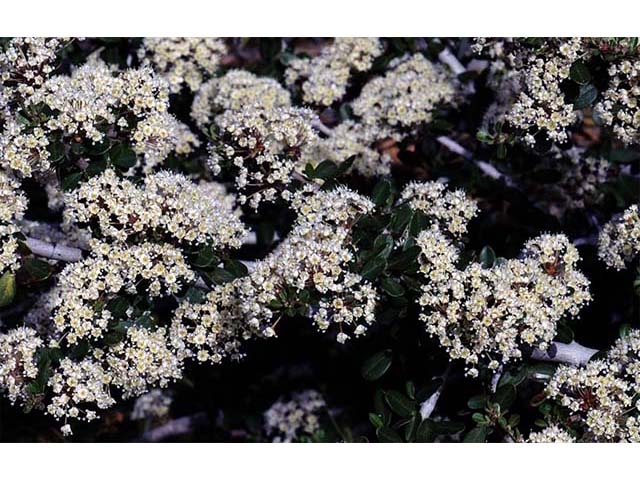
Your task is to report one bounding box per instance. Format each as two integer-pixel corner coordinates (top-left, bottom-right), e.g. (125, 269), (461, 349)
(530, 341), (598, 366)
(436, 136), (516, 187)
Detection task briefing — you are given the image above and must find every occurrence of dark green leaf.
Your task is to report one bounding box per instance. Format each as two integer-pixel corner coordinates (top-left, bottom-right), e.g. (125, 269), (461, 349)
(314, 160), (338, 180)
(361, 256), (387, 281)
(23, 258), (53, 282)
(376, 426), (403, 443)
(467, 394), (488, 410)
(463, 426), (490, 443)
(385, 390), (417, 418)
(110, 144), (137, 169)
(494, 384), (517, 410)
(479, 246), (496, 269)
(569, 60), (591, 85)
(381, 277), (405, 297)
(361, 350), (393, 381)
(372, 180), (392, 207)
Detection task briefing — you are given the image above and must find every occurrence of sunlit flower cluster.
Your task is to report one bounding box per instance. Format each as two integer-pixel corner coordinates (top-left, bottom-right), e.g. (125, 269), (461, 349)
(191, 70), (291, 129)
(352, 53), (455, 131)
(174, 188), (377, 350)
(595, 59), (640, 145)
(417, 228), (590, 376)
(64, 168), (246, 248)
(505, 38), (583, 146)
(137, 37), (227, 94)
(526, 424), (575, 443)
(0, 170), (27, 275)
(0, 37), (69, 104)
(47, 357), (116, 434)
(52, 241), (196, 345)
(302, 120), (392, 176)
(208, 106), (318, 209)
(400, 181), (478, 238)
(264, 389), (326, 442)
(0, 327), (43, 404)
(285, 38), (383, 106)
(546, 330), (640, 442)
(106, 326), (183, 398)
(1, 60), (194, 177)
(598, 204), (640, 270)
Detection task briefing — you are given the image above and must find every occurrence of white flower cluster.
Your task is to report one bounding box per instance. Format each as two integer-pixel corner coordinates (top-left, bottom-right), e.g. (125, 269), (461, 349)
(208, 106), (318, 209)
(173, 188), (377, 355)
(1, 60), (195, 177)
(47, 357), (116, 433)
(417, 227), (590, 376)
(302, 120), (392, 176)
(264, 390), (326, 442)
(400, 181), (478, 238)
(64, 168), (247, 248)
(594, 59), (640, 145)
(0, 37), (69, 103)
(526, 424), (575, 443)
(0, 170), (27, 275)
(106, 326), (182, 398)
(131, 389), (173, 420)
(505, 38), (583, 147)
(191, 70), (291, 129)
(547, 330), (640, 442)
(0, 327), (43, 404)
(52, 241), (196, 345)
(555, 148), (614, 210)
(285, 38), (383, 106)
(352, 53), (455, 131)
(598, 204), (640, 270)
(137, 37), (227, 93)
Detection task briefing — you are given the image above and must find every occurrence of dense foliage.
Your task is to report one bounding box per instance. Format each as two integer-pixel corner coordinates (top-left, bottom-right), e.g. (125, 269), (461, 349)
(0, 37), (638, 442)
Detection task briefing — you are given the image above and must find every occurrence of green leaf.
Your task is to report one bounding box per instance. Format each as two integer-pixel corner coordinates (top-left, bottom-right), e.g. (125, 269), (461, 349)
(314, 160), (338, 180)
(479, 246), (496, 269)
(381, 277), (405, 297)
(463, 426), (490, 443)
(0, 271), (17, 308)
(467, 394), (488, 410)
(361, 350), (393, 381)
(416, 419), (434, 442)
(574, 84), (598, 109)
(376, 426), (403, 443)
(494, 384), (517, 410)
(476, 131), (494, 144)
(191, 247), (219, 268)
(110, 144), (137, 169)
(388, 246), (420, 272)
(369, 413), (384, 429)
(361, 256), (387, 281)
(223, 259), (248, 278)
(570, 60), (591, 85)
(106, 297), (129, 319)
(385, 390), (417, 418)
(23, 258), (53, 282)
(61, 172), (83, 191)
(372, 180), (392, 207)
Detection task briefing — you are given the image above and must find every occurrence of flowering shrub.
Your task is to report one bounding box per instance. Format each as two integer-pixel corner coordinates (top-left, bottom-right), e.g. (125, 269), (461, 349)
(0, 37), (638, 443)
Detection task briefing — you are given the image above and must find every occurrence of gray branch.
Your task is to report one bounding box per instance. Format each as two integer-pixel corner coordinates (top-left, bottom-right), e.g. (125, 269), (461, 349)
(25, 236), (84, 262)
(531, 341), (598, 366)
(141, 413), (207, 442)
